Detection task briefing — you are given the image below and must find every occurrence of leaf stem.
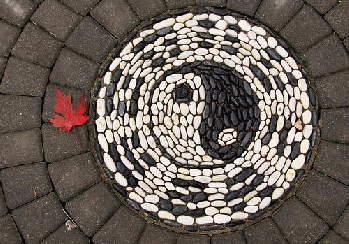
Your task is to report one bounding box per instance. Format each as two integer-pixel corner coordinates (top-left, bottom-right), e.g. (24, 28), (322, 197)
(73, 126), (81, 146)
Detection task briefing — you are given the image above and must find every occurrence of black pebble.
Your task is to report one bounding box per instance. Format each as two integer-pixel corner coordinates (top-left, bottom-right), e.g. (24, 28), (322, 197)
(157, 27), (172, 36)
(159, 200), (173, 211)
(140, 153), (157, 166)
(226, 191), (239, 201)
(173, 178), (188, 187)
(173, 205), (188, 216)
(259, 186), (273, 197)
(126, 199), (141, 211)
(235, 168), (254, 182)
(193, 192), (207, 203)
(290, 143), (300, 160)
(117, 102), (126, 116)
(112, 183), (127, 197)
(253, 175), (264, 186)
(308, 87), (316, 106)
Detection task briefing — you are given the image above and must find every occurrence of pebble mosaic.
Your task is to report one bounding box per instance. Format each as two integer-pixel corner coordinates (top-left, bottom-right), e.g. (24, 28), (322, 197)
(91, 8), (318, 231)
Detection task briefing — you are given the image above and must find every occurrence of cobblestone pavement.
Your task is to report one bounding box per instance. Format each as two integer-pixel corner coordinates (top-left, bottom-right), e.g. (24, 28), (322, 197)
(0, 0), (349, 243)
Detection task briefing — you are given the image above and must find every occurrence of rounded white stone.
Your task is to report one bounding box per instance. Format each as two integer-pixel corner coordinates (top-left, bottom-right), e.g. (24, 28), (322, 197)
(177, 215), (194, 225)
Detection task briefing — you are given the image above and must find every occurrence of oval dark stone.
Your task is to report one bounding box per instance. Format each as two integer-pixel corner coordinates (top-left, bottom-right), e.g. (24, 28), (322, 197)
(112, 183), (127, 197)
(180, 195), (193, 202)
(241, 132), (253, 147)
(221, 45), (237, 55)
(117, 161), (130, 177)
(233, 202), (247, 211)
(198, 20), (215, 28)
(187, 208), (205, 217)
(152, 58), (166, 67)
(308, 87), (316, 106)
(117, 102), (126, 116)
(173, 178), (188, 187)
(113, 69), (122, 83)
(103, 167), (114, 179)
(277, 143), (285, 156)
(126, 199), (141, 211)
(252, 175), (264, 186)
(269, 116), (277, 132)
(140, 153), (157, 166)
(106, 98), (113, 115)
(193, 192), (207, 203)
(266, 47), (281, 61)
(262, 133), (272, 145)
(144, 33), (157, 43)
(235, 168), (254, 182)
(129, 101), (138, 116)
(260, 186), (273, 197)
(159, 200), (173, 211)
(127, 176), (138, 187)
(226, 191), (239, 201)
(200, 41), (214, 48)
(157, 27), (172, 36)
(173, 205), (188, 216)
(290, 143), (300, 160)
(108, 143), (120, 162)
(239, 185), (253, 196)
(168, 191), (180, 198)
(106, 83), (116, 97)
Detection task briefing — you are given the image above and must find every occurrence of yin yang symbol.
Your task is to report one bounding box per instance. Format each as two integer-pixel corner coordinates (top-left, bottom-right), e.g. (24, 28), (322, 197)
(91, 8), (318, 231)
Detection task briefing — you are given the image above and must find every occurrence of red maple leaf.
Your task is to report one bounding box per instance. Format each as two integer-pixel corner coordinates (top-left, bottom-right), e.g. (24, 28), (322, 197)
(49, 87), (89, 144)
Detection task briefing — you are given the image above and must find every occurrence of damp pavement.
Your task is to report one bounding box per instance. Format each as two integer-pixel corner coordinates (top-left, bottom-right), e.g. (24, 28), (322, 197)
(0, 0), (349, 243)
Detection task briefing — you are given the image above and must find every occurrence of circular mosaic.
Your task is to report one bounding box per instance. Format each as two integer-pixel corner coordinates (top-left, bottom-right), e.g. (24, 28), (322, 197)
(90, 8), (318, 231)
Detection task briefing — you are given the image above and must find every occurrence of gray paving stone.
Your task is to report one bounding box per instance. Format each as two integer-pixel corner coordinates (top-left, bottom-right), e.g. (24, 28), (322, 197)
(60, 0), (99, 15)
(48, 152), (101, 202)
(0, 128), (43, 169)
(66, 16), (116, 63)
(40, 221), (90, 244)
(176, 234), (210, 244)
(0, 0), (36, 27)
(0, 215), (22, 244)
(334, 206), (349, 240)
(127, 0), (166, 20)
(196, 0), (226, 7)
(305, 0), (338, 14)
(42, 123), (89, 162)
(244, 218), (287, 244)
(0, 162), (52, 210)
(226, 0), (261, 16)
(65, 182), (119, 237)
(11, 23), (62, 67)
(280, 4), (332, 52)
(166, 0), (195, 9)
(321, 108), (349, 143)
(273, 197), (329, 244)
(315, 70), (349, 108)
(325, 0), (349, 38)
(50, 48), (99, 90)
(0, 20), (21, 57)
(138, 224), (176, 244)
(92, 206), (145, 244)
(314, 141), (349, 185)
(0, 56), (49, 97)
(318, 230), (349, 244)
(303, 34), (349, 78)
(0, 56), (6, 79)
(42, 83), (85, 122)
(344, 37), (349, 52)
(0, 95), (42, 133)
(31, 0), (82, 40)
(297, 170), (349, 225)
(91, 0), (140, 39)
(0, 186), (7, 216)
(12, 193), (68, 244)
(211, 231), (246, 244)
(255, 0), (304, 31)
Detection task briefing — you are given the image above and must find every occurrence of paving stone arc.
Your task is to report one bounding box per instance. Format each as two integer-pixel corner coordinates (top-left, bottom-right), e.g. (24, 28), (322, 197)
(90, 7), (319, 233)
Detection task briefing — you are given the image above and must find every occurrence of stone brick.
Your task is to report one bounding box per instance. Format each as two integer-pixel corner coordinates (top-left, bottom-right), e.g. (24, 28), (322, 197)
(92, 206), (145, 244)
(0, 56), (6, 79)
(0, 128), (43, 168)
(196, 0), (226, 7)
(244, 218), (287, 244)
(61, 0), (99, 15)
(40, 221), (90, 244)
(0, 162), (52, 209)
(344, 37), (349, 52)
(31, 0), (82, 40)
(0, 95), (42, 133)
(12, 193), (67, 244)
(211, 231), (246, 244)
(138, 224), (176, 244)
(318, 230), (349, 244)
(65, 182), (119, 237)
(127, 0), (166, 20)
(166, 0), (195, 9)
(0, 56), (49, 97)
(0, 215), (22, 244)
(315, 70), (349, 108)
(50, 48), (99, 90)
(297, 170), (349, 225)
(0, 186), (7, 216)
(280, 5), (332, 52)
(0, 20), (21, 57)
(0, 0), (36, 27)
(176, 234), (210, 244)
(314, 141), (349, 185)
(48, 153), (101, 202)
(303, 34), (349, 78)
(325, 0), (349, 38)
(273, 197), (328, 244)
(91, 0), (140, 39)
(66, 16), (116, 63)
(305, 0), (338, 14)
(321, 108), (349, 143)
(226, 0), (261, 16)
(41, 123), (89, 162)
(255, 0), (304, 31)
(334, 206), (349, 240)
(11, 23), (62, 67)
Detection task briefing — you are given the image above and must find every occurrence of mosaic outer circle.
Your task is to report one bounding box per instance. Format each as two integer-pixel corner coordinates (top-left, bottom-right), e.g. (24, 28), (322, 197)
(91, 8), (318, 231)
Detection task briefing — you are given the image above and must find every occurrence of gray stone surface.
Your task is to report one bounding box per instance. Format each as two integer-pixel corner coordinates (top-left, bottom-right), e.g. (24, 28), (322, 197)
(196, 0), (226, 7)
(166, 0), (195, 9)
(226, 0), (261, 16)
(0, 215), (22, 244)
(334, 206), (349, 240)
(61, 0), (99, 15)
(0, 0), (37, 27)
(0, 128), (43, 168)
(64, 182), (119, 237)
(0, 56), (6, 78)
(303, 34), (349, 78)
(0, 56), (49, 97)
(31, 0), (82, 40)
(0, 162), (52, 210)
(318, 230), (349, 244)
(48, 152), (101, 202)
(321, 108), (349, 143)
(50, 48), (99, 90)
(138, 224), (176, 244)
(255, 0), (304, 31)
(0, 20), (21, 57)
(325, 0), (349, 38)
(176, 234), (210, 244)
(91, 0), (140, 39)
(12, 193), (67, 244)
(244, 218), (287, 244)
(273, 197), (329, 244)
(344, 37), (349, 52)
(11, 22), (62, 67)
(0, 95), (41, 133)
(280, 4), (332, 52)
(41, 123), (89, 162)
(305, 0), (338, 14)
(314, 141), (349, 185)
(66, 16), (116, 63)
(211, 231), (246, 244)
(0, 186), (7, 216)
(92, 206), (145, 244)
(127, 0), (167, 20)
